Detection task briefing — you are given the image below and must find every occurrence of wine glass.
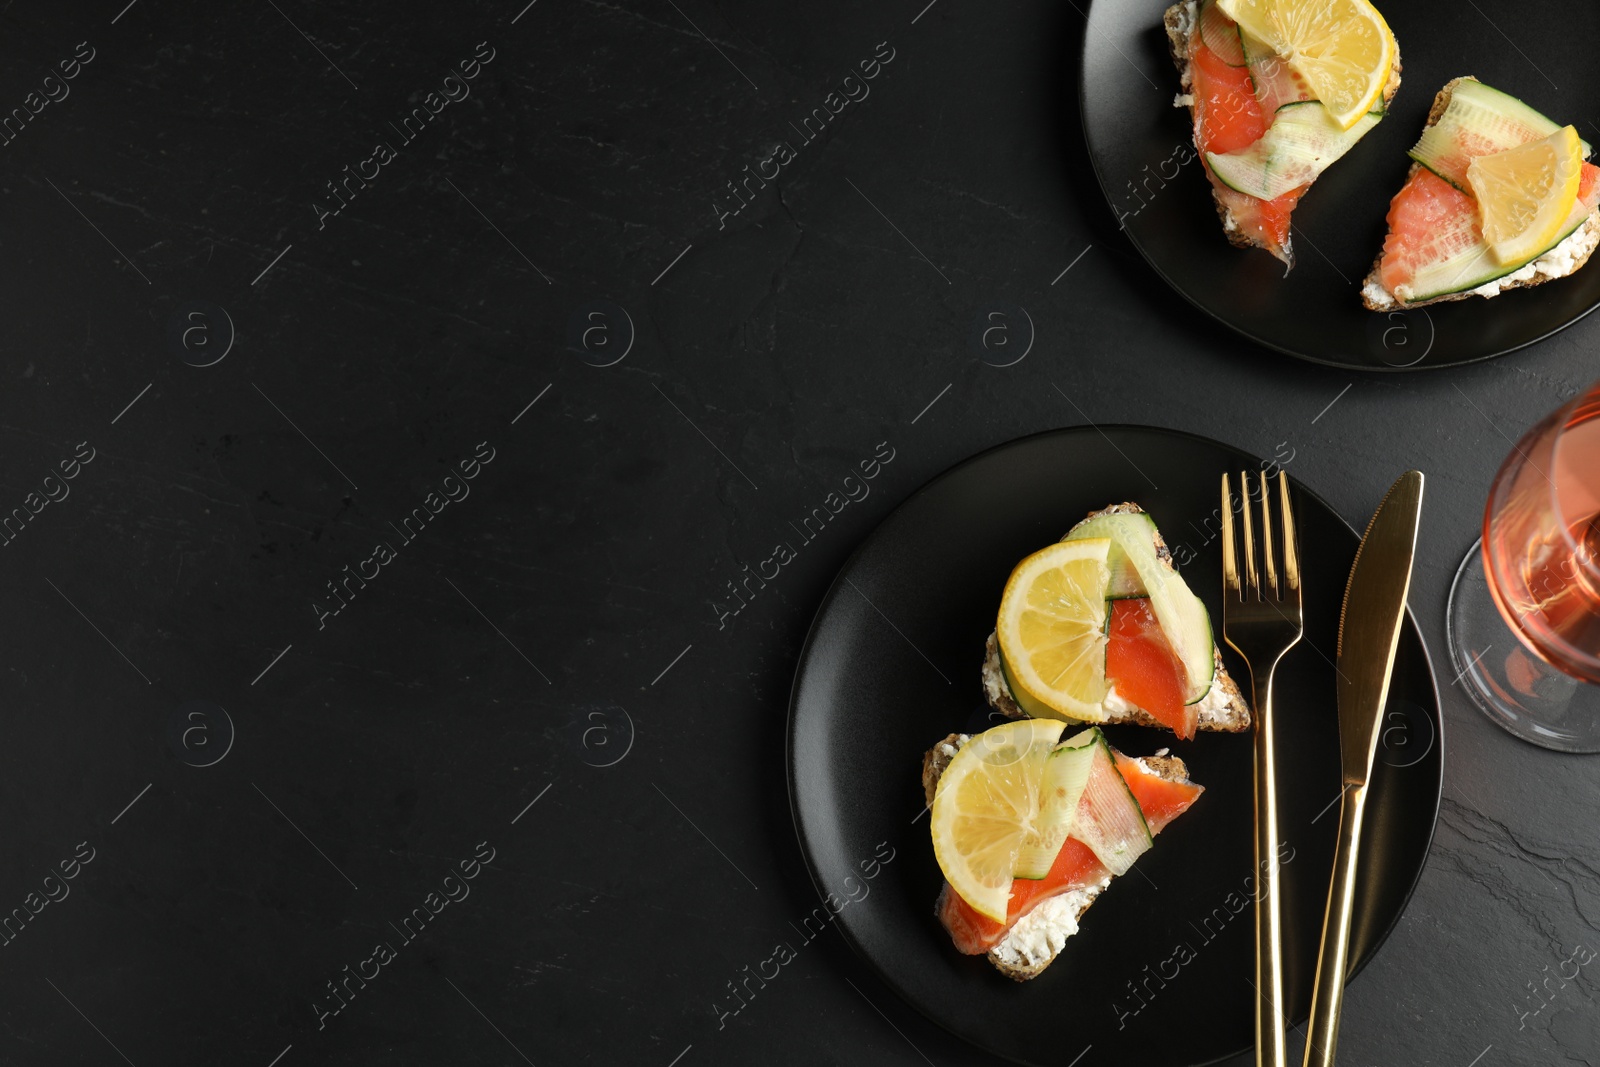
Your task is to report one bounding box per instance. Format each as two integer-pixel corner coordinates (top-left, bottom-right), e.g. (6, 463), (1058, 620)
(1447, 380), (1600, 752)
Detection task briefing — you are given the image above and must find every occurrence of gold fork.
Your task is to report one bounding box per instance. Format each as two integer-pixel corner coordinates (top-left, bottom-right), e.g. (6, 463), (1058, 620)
(1221, 470), (1305, 1067)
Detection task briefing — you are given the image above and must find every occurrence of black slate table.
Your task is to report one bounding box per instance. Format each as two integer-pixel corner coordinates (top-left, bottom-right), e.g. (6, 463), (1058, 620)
(1, 2), (1595, 1065)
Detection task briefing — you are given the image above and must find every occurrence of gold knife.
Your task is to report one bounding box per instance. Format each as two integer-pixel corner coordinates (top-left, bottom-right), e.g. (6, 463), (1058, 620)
(1302, 470), (1424, 1067)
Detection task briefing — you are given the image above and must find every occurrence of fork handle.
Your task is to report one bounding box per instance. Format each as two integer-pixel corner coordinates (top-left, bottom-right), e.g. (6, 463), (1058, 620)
(1251, 667), (1288, 1067)
(1302, 782), (1370, 1067)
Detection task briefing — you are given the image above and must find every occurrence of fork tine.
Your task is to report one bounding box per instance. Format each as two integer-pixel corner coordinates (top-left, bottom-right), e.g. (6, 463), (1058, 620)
(1239, 470), (1259, 600)
(1259, 470), (1278, 598)
(1221, 473), (1240, 597)
(1279, 472), (1300, 594)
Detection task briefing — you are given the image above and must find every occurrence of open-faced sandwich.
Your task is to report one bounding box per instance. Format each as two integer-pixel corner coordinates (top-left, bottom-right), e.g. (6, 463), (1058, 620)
(1165, 0), (1400, 268)
(982, 504), (1249, 741)
(1362, 77), (1600, 309)
(925, 721), (1203, 979)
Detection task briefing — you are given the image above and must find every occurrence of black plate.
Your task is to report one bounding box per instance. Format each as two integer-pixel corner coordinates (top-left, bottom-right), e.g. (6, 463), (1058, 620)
(787, 427), (1442, 1067)
(1080, 0), (1600, 370)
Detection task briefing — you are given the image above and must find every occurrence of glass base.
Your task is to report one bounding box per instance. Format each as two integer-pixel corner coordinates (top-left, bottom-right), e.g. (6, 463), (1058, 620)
(1447, 539), (1600, 753)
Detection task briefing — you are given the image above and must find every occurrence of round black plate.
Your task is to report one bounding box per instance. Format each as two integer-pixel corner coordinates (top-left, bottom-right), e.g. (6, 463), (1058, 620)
(1080, 0), (1600, 370)
(787, 427), (1442, 1067)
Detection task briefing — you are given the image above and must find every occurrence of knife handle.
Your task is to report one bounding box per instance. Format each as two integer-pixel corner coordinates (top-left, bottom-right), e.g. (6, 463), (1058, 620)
(1302, 782), (1370, 1067)
(1252, 668), (1287, 1067)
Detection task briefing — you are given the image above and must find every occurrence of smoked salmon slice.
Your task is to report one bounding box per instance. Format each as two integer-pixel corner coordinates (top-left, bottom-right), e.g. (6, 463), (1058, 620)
(1106, 598), (1196, 740)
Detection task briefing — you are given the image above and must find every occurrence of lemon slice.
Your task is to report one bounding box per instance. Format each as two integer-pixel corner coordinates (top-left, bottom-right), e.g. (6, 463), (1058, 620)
(996, 538), (1112, 722)
(1467, 125), (1584, 267)
(930, 719), (1067, 922)
(1218, 0), (1396, 129)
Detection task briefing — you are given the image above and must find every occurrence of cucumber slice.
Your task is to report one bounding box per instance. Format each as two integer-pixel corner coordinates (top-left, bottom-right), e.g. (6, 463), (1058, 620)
(1107, 565), (1143, 599)
(1198, 0), (1246, 66)
(1013, 731), (1098, 879)
(1208, 102), (1383, 201)
(1064, 512), (1215, 704)
(1068, 729), (1153, 877)
(1400, 204), (1594, 303)
(1086, 509), (1157, 598)
(1410, 79), (1593, 191)
(1241, 27), (1312, 114)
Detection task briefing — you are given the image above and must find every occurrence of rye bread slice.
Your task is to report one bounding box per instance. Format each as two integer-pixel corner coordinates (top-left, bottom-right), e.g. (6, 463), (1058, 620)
(981, 503), (1251, 734)
(922, 732), (1197, 980)
(1360, 76), (1600, 310)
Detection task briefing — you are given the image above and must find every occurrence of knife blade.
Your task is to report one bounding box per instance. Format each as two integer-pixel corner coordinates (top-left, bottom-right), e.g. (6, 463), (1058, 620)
(1335, 469), (1425, 786)
(1303, 469), (1424, 1067)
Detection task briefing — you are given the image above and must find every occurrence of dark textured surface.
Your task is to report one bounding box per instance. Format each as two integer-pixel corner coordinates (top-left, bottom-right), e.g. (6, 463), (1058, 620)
(0, 1), (1594, 1065)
